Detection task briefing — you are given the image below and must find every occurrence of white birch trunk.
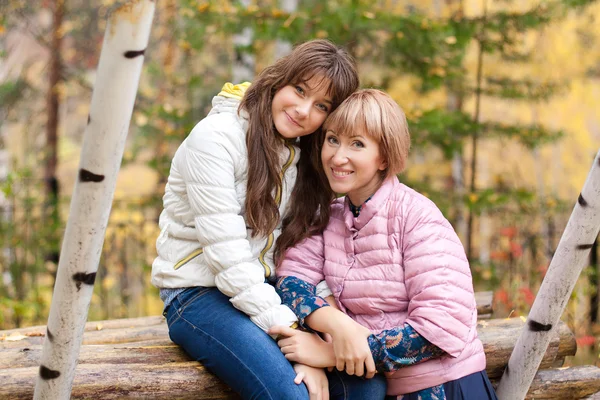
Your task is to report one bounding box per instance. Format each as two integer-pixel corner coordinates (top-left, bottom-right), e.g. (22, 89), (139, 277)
(33, 1), (155, 399)
(232, 0), (254, 83)
(496, 149), (600, 400)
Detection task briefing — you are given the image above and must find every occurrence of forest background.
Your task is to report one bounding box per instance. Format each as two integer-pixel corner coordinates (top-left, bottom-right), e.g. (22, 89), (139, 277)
(1, 0), (600, 368)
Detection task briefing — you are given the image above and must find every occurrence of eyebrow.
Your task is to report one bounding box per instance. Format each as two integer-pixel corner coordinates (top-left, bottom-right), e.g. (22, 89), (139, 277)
(300, 82), (333, 105)
(326, 130), (365, 139)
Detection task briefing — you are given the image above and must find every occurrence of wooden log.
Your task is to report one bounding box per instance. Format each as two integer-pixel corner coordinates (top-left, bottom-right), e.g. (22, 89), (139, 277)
(478, 318), (576, 379)
(523, 366), (600, 399)
(0, 291), (495, 348)
(0, 322), (169, 349)
(582, 391), (600, 400)
(0, 315), (166, 337)
(0, 318), (577, 382)
(2, 362), (598, 400)
(0, 362), (239, 400)
(475, 290), (493, 318)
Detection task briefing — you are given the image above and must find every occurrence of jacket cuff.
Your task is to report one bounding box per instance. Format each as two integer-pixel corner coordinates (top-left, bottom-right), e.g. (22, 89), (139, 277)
(316, 280), (332, 298)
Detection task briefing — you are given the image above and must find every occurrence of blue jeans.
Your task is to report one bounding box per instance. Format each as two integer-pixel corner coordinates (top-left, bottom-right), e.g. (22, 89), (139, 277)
(166, 286), (387, 400)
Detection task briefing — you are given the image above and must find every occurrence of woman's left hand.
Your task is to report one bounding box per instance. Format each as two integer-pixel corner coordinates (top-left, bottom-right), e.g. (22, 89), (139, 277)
(270, 326), (336, 368)
(293, 363), (329, 400)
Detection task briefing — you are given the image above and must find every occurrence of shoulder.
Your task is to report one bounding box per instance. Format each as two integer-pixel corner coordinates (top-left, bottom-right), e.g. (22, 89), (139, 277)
(185, 108), (247, 156)
(388, 182), (448, 227)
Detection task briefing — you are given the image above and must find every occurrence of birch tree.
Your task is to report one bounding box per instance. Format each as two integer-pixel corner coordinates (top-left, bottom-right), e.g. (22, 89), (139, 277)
(496, 149), (600, 400)
(33, 1), (155, 398)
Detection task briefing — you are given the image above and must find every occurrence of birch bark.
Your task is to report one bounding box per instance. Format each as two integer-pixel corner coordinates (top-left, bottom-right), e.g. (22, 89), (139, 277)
(496, 149), (600, 399)
(33, 1), (155, 399)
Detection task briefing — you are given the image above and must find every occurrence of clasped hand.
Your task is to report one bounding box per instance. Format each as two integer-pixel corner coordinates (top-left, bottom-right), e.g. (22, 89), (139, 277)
(269, 320), (376, 379)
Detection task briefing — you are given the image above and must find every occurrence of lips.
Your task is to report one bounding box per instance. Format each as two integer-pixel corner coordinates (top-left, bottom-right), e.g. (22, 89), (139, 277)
(284, 111), (301, 128)
(331, 168), (353, 178)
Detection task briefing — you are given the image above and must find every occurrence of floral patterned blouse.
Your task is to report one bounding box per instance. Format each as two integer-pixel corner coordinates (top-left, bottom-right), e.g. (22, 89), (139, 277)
(277, 276), (446, 399)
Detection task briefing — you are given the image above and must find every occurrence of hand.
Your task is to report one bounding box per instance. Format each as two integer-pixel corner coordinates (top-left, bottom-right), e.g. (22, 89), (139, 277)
(321, 332), (334, 372)
(269, 325), (335, 368)
(293, 363), (329, 400)
(328, 314), (376, 379)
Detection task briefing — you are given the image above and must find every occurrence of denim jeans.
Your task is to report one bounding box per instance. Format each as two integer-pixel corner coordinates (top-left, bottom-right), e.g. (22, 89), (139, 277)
(166, 286), (388, 400)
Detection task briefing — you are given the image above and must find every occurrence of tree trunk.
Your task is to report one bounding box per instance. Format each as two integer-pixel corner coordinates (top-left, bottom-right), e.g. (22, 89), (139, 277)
(33, 2), (156, 399)
(590, 237), (598, 324)
(45, 0), (64, 272)
(466, 0), (487, 261)
(496, 149), (600, 400)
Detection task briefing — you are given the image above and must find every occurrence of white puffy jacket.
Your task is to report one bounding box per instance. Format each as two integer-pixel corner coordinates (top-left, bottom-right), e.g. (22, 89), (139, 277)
(151, 84), (329, 332)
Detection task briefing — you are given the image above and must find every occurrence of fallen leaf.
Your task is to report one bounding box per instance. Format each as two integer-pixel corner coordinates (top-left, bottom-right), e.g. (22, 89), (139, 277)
(5, 333), (28, 342)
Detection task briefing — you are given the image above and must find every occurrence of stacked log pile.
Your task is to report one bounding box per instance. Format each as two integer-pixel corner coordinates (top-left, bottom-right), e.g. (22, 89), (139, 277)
(1, 292), (599, 399)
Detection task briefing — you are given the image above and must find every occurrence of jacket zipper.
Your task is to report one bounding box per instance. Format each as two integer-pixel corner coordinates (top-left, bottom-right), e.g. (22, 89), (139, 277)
(173, 248), (204, 270)
(259, 143), (295, 278)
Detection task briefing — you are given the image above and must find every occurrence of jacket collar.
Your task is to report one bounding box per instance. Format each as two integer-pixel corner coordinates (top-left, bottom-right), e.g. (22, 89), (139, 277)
(343, 176), (398, 232)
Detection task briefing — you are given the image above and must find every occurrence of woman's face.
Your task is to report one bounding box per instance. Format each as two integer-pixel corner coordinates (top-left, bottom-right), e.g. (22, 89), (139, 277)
(271, 76), (333, 139)
(321, 128), (387, 206)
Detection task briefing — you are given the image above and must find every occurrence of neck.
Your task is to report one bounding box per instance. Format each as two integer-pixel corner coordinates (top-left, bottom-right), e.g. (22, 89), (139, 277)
(348, 185), (382, 207)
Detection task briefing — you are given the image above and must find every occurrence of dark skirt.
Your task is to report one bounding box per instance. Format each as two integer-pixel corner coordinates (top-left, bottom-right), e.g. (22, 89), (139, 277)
(386, 370), (498, 400)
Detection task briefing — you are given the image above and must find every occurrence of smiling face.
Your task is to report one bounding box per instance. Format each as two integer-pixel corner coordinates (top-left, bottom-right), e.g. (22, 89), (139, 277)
(321, 129), (387, 206)
(271, 75), (333, 140)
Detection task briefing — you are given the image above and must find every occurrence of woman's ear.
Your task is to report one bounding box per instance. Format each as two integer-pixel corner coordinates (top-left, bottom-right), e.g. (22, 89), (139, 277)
(378, 160), (388, 171)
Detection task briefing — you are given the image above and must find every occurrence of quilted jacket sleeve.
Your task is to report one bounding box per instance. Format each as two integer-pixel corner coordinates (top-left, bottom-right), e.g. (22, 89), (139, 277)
(181, 119), (297, 332)
(402, 198), (477, 357)
(276, 233), (326, 285)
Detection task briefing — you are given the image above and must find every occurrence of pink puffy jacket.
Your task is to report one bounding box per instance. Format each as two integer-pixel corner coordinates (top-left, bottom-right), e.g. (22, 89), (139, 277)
(277, 177), (486, 395)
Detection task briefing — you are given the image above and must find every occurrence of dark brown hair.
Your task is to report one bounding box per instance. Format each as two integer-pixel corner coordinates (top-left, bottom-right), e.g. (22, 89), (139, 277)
(239, 39), (358, 260)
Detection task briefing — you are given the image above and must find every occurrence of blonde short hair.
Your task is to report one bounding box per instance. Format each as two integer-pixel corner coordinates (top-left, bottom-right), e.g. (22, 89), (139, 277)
(322, 89), (411, 177)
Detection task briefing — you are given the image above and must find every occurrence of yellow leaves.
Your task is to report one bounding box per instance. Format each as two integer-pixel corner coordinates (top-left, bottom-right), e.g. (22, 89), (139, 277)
(316, 30), (328, 39)
(444, 36), (457, 45)
(283, 13), (297, 28)
(270, 8), (284, 18)
(102, 275), (116, 291)
(396, 32), (404, 40)
(178, 39), (191, 50)
(2, 332), (28, 342)
(0, 25), (6, 36)
(196, 3), (209, 13)
(469, 193), (479, 203)
(135, 113), (148, 127)
(179, 8), (195, 18)
(363, 12), (376, 19)
(246, 4), (260, 13)
(480, 269), (492, 280)
(428, 66), (446, 77)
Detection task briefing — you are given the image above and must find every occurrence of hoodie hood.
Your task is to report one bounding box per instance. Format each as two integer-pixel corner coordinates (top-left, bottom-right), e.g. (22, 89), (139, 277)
(209, 82), (251, 118)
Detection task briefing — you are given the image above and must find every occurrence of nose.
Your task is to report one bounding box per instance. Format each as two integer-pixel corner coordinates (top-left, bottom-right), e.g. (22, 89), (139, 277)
(295, 100), (311, 118)
(332, 146), (348, 165)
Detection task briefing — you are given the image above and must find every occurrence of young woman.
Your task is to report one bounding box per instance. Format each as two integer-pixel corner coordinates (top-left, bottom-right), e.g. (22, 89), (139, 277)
(151, 39), (373, 399)
(273, 89), (498, 400)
